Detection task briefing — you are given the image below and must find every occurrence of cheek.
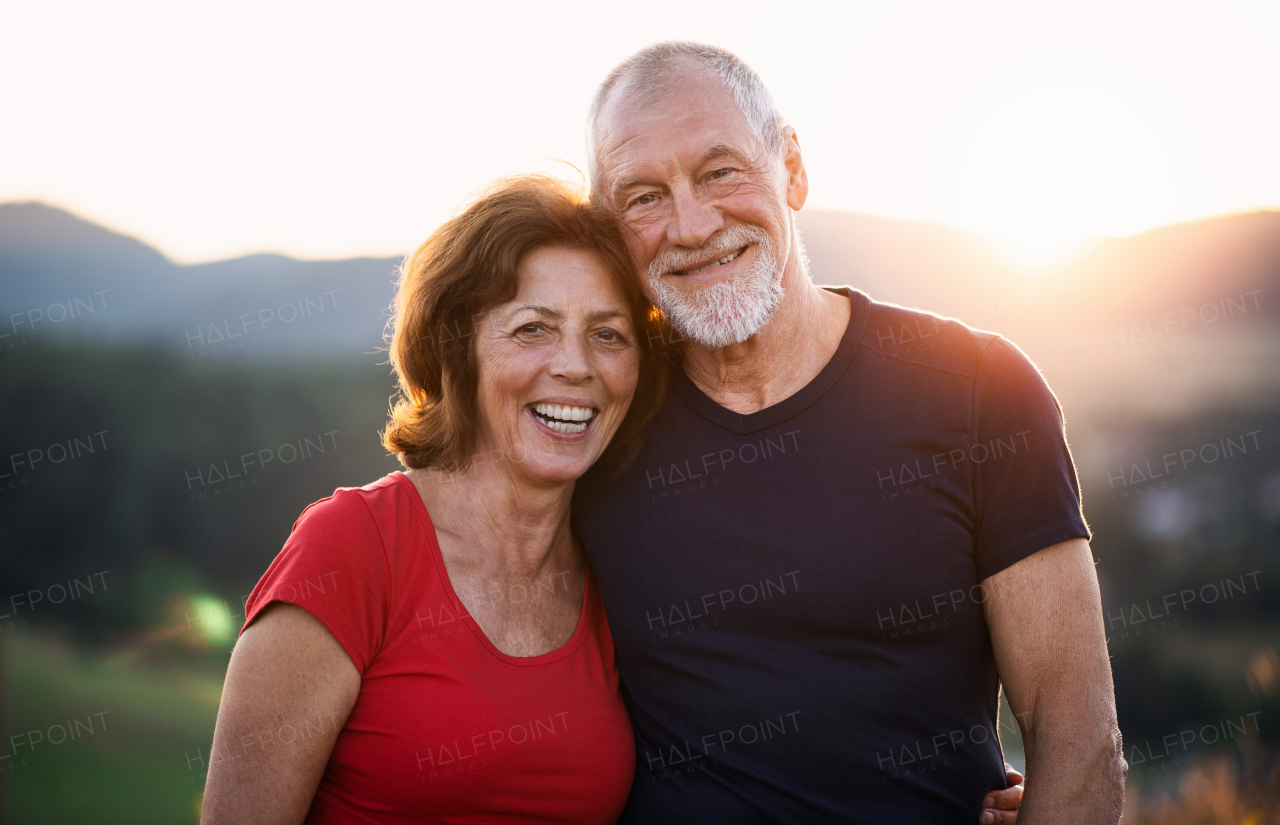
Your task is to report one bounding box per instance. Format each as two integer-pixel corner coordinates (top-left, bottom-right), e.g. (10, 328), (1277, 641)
(475, 344), (544, 415)
(624, 220), (664, 264)
(599, 350), (641, 406)
(730, 183), (784, 220)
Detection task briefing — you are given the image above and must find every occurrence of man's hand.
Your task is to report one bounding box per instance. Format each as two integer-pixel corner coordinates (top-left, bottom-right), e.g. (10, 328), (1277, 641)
(979, 765), (1025, 824)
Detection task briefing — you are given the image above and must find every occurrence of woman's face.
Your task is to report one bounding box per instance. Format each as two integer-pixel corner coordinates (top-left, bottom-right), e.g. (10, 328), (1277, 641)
(473, 245), (640, 487)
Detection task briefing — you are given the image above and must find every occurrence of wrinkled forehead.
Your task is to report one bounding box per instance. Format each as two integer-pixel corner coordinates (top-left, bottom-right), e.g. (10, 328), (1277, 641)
(593, 72), (764, 197)
(507, 245), (635, 319)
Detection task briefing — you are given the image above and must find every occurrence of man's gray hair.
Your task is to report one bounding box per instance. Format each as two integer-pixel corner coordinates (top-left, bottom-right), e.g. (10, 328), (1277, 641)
(587, 42), (785, 192)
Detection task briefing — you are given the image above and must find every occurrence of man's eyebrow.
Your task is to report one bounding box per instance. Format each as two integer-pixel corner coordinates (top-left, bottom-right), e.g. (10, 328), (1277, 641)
(700, 143), (750, 166)
(611, 143), (752, 197)
(610, 174), (650, 201)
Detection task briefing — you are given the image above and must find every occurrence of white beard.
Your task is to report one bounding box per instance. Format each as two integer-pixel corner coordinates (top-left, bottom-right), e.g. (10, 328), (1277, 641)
(646, 224), (785, 349)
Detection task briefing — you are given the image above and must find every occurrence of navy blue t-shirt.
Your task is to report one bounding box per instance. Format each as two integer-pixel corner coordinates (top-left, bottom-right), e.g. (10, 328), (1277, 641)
(573, 288), (1090, 823)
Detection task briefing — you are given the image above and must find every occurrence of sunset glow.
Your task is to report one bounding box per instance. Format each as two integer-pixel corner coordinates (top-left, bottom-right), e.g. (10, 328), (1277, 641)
(956, 85), (1175, 263)
(1, 0), (1278, 261)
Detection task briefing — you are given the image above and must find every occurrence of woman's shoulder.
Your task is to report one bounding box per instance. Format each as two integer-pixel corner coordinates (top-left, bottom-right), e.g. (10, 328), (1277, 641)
(283, 472), (437, 584)
(245, 473), (419, 671)
(293, 472), (415, 533)
(251, 474), (422, 611)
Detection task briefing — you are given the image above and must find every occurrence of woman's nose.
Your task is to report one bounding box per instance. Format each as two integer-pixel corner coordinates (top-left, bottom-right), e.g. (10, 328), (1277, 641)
(550, 335), (592, 382)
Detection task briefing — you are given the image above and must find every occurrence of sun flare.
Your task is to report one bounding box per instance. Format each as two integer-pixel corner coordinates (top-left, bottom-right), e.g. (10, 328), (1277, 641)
(955, 84), (1175, 265)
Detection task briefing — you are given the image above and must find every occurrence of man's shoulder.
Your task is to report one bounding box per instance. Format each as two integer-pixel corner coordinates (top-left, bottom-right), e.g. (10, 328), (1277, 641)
(857, 294), (998, 381)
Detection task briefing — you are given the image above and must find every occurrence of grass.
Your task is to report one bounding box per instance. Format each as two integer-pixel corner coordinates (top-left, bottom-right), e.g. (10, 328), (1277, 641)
(2, 629), (227, 823)
(3, 626), (1275, 821)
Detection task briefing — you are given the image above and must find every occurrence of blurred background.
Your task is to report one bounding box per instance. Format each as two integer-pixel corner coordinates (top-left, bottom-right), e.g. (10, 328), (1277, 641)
(1, 0), (1278, 821)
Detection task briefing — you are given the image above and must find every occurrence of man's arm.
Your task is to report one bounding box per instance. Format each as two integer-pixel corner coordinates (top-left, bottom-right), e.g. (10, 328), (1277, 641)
(982, 538), (1127, 823)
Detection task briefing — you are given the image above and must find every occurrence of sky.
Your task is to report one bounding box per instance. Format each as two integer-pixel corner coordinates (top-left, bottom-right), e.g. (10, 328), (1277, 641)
(3, 0), (1280, 263)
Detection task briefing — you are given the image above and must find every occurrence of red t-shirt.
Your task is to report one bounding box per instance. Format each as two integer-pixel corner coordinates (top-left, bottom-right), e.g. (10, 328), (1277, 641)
(241, 472), (636, 824)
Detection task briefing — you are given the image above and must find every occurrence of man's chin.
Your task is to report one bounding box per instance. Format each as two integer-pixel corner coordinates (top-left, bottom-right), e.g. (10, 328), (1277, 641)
(666, 307), (775, 350)
(647, 253), (784, 348)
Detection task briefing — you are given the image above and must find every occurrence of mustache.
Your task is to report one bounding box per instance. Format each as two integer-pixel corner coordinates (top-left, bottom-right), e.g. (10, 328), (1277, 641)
(648, 225), (770, 279)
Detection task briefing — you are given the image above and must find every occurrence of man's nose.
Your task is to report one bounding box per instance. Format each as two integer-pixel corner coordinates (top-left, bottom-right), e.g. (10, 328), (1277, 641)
(666, 182), (722, 250)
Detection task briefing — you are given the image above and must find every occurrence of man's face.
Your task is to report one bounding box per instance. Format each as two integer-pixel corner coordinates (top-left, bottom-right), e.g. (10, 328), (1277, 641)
(595, 71), (803, 348)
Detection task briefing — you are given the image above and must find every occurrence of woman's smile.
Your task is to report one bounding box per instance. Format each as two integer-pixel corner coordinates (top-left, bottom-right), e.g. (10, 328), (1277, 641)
(528, 402), (598, 435)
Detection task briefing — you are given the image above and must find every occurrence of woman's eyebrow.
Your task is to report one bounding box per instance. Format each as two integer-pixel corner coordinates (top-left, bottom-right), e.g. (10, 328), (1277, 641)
(508, 306), (629, 323)
(510, 305), (562, 319)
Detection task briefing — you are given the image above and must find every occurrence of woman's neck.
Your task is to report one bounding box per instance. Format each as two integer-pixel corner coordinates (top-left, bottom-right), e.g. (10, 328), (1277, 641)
(405, 457), (579, 582)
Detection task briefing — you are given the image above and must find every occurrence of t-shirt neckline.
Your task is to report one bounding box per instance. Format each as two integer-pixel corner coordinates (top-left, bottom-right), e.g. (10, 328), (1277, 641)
(670, 288), (869, 434)
(391, 471), (593, 667)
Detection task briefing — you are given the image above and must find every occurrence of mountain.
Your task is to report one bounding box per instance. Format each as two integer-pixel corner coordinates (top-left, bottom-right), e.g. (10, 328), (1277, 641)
(794, 209), (1280, 420)
(3, 201), (1278, 414)
(0, 202), (401, 363)
(797, 208), (1280, 328)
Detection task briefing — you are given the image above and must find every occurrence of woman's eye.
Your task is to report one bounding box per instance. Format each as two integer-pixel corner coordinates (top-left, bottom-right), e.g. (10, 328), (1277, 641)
(516, 323), (543, 335)
(632, 193), (657, 208)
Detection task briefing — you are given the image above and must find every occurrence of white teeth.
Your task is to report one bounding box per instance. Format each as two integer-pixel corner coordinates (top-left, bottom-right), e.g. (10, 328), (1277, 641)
(543, 419), (587, 434)
(530, 403), (595, 433)
(533, 402), (595, 421)
(679, 247), (744, 276)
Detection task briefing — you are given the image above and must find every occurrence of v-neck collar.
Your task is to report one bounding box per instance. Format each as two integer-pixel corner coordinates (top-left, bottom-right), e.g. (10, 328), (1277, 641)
(670, 288), (869, 435)
(391, 471), (593, 667)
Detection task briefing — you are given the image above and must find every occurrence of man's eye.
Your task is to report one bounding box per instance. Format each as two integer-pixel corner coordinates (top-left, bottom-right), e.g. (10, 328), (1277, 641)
(517, 324), (543, 335)
(707, 168), (732, 180)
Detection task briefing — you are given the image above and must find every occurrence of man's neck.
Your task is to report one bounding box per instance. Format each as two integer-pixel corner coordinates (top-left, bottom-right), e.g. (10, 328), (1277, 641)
(681, 255), (851, 415)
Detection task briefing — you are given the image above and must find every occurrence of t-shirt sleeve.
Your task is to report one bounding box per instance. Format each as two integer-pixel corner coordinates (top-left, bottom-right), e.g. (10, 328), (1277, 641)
(971, 336), (1091, 581)
(241, 488), (390, 673)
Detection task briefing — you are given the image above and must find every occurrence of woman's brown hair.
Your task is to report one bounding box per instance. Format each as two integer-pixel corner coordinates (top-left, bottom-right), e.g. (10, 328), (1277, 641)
(382, 174), (668, 473)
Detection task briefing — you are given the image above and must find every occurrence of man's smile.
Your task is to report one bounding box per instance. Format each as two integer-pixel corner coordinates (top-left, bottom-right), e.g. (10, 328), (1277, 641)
(670, 245), (749, 277)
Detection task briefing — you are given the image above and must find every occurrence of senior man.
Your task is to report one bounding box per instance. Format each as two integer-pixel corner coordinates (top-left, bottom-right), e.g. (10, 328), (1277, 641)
(573, 42), (1126, 823)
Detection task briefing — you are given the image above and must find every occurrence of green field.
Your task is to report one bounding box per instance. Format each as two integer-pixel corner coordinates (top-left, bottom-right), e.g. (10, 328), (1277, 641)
(3, 630), (227, 823)
(2, 622), (1275, 820)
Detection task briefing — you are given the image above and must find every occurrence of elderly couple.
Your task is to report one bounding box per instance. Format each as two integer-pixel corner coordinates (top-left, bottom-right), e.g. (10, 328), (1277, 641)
(202, 43), (1126, 824)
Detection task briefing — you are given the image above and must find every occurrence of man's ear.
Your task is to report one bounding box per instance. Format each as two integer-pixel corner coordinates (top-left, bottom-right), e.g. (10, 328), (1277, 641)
(783, 127), (809, 211)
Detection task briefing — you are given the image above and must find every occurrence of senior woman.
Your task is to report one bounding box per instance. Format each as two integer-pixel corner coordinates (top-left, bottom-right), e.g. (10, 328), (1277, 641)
(200, 175), (666, 823)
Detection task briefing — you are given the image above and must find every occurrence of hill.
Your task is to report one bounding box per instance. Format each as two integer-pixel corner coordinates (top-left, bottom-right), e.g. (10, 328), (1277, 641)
(0, 202), (401, 362)
(3, 201), (1278, 415)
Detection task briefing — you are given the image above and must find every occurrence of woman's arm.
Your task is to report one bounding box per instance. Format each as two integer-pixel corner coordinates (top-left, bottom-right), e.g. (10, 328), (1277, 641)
(200, 603), (362, 825)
